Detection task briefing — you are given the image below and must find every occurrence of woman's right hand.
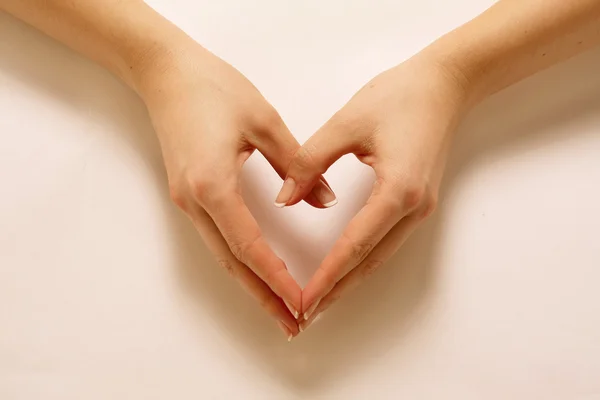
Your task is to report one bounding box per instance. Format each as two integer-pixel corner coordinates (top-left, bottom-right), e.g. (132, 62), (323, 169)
(137, 43), (338, 339)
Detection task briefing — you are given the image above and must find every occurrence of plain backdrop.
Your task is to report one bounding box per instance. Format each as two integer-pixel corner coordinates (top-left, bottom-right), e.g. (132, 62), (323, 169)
(1, 1), (600, 399)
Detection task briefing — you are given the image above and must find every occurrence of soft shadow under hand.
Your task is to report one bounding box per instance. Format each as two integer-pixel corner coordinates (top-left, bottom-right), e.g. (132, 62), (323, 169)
(220, 47), (600, 393)
(4, 12), (600, 393)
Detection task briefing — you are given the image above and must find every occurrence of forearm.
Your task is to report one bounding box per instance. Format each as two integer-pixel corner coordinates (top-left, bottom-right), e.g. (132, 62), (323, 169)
(426, 0), (600, 104)
(0, 0), (194, 93)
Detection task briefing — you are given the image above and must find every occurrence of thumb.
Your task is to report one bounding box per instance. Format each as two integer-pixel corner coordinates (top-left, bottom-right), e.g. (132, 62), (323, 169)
(274, 118), (363, 208)
(244, 111), (338, 209)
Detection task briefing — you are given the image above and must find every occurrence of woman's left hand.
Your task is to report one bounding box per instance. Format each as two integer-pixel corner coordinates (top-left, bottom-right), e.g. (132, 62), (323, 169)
(273, 54), (472, 329)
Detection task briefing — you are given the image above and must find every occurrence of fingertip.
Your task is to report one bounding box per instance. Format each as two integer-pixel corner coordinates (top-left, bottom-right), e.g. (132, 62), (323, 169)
(303, 299), (321, 321)
(284, 299), (300, 320)
(286, 320), (300, 336)
(279, 288), (303, 323)
(302, 178), (338, 209)
(277, 301), (300, 333)
(277, 320), (298, 340)
(322, 198), (338, 208)
(302, 192), (329, 209)
(301, 284), (321, 318)
(311, 179), (338, 208)
(302, 266), (337, 313)
(274, 178), (296, 208)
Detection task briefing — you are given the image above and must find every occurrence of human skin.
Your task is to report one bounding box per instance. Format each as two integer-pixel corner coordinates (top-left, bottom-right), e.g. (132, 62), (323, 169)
(274, 0), (600, 331)
(2, 0), (600, 338)
(0, 0), (339, 340)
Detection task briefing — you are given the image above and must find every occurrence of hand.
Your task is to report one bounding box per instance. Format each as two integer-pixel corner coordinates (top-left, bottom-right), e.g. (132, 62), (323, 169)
(274, 54), (471, 329)
(138, 44), (337, 339)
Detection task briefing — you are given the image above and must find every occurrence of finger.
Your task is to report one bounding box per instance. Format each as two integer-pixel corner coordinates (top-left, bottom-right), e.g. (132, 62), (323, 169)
(198, 188), (303, 318)
(273, 115), (367, 208)
(302, 179), (426, 316)
(300, 213), (423, 332)
(248, 114), (337, 209)
(188, 206), (300, 336)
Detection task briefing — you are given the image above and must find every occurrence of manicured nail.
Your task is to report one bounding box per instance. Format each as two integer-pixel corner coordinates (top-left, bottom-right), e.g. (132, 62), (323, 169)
(277, 321), (292, 341)
(312, 179), (337, 208)
(300, 312), (322, 333)
(303, 299), (321, 321)
(274, 178), (296, 208)
(284, 300), (299, 319)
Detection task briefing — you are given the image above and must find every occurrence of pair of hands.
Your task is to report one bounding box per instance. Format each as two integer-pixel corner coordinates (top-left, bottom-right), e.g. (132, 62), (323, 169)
(139, 44), (469, 339)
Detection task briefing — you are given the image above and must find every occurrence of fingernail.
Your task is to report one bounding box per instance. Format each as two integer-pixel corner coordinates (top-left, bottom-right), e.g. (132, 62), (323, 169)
(300, 312), (322, 333)
(303, 299), (321, 321)
(277, 321), (292, 341)
(274, 178), (296, 208)
(312, 179), (338, 208)
(284, 300), (299, 319)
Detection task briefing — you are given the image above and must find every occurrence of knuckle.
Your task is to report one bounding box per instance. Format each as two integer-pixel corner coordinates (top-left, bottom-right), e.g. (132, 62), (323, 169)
(403, 183), (427, 211)
(421, 192), (438, 219)
(292, 145), (319, 172)
(189, 175), (215, 202)
(376, 191), (405, 215)
(168, 182), (187, 210)
(373, 176), (404, 214)
(189, 175), (232, 206)
(361, 259), (383, 279)
(341, 233), (374, 265)
(229, 241), (248, 264)
(351, 241), (374, 264)
(216, 259), (236, 278)
(229, 235), (260, 265)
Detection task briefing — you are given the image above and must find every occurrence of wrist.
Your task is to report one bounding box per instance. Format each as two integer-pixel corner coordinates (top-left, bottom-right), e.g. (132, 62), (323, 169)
(417, 37), (491, 110)
(107, 2), (203, 97)
(127, 35), (199, 97)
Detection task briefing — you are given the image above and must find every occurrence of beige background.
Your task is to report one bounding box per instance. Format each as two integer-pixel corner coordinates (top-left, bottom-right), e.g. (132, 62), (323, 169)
(1, 1), (600, 399)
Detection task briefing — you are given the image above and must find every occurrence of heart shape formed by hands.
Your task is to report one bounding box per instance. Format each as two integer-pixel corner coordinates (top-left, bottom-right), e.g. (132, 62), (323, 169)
(272, 57), (467, 335)
(143, 45), (467, 340)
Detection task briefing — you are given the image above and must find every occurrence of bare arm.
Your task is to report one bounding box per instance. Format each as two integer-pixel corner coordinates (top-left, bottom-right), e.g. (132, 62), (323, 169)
(0, 0), (191, 93)
(282, 0), (600, 327)
(0, 0), (329, 339)
(428, 0), (600, 104)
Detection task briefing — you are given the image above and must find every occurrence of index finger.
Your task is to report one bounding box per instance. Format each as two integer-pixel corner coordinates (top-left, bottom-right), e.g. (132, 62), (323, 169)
(203, 191), (303, 317)
(188, 207), (300, 336)
(302, 181), (419, 316)
(248, 116), (337, 209)
(299, 212), (424, 332)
